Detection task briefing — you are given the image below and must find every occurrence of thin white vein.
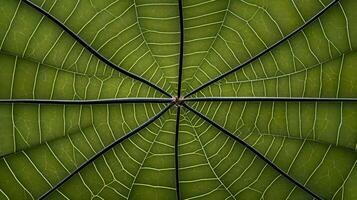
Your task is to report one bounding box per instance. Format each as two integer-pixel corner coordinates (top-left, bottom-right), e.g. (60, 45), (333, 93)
(187, 116), (236, 199)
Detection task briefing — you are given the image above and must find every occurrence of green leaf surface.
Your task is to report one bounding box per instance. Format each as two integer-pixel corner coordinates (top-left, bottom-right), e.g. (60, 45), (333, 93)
(187, 101), (357, 199)
(0, 0), (356, 199)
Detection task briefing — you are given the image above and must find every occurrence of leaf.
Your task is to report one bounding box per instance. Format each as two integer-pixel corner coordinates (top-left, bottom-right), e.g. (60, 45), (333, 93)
(0, 0), (356, 200)
(186, 101), (356, 199)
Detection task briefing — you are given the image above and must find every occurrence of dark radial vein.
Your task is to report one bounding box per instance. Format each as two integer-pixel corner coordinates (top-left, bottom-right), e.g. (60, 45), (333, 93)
(185, 97), (357, 102)
(174, 107), (181, 200)
(0, 98), (173, 104)
(177, 0), (184, 98)
(184, 0), (339, 98)
(183, 104), (324, 200)
(38, 104), (173, 200)
(21, 0), (171, 98)
(175, 1), (184, 199)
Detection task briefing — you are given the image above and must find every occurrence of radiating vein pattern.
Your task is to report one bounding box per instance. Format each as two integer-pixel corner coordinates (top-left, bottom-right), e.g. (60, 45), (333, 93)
(182, 0), (344, 96)
(43, 106), (177, 200)
(25, 0), (180, 94)
(0, 53), (164, 100)
(178, 109), (315, 200)
(0, 102), (166, 156)
(0, 0), (173, 95)
(188, 101), (357, 199)
(0, 103), (168, 199)
(192, 0), (357, 98)
(0, 0), (356, 199)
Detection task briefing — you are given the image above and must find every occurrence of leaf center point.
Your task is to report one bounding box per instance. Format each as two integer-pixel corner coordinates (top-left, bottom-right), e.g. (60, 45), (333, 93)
(173, 96), (184, 106)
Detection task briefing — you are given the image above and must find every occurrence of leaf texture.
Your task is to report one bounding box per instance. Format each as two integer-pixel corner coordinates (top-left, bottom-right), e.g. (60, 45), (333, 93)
(0, 0), (356, 200)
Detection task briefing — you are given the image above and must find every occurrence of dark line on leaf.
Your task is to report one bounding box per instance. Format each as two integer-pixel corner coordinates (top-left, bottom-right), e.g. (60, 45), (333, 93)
(21, 0), (171, 97)
(184, 97), (357, 102)
(0, 98), (173, 105)
(182, 104), (324, 200)
(175, 1), (184, 198)
(174, 107), (181, 200)
(184, 0), (339, 98)
(177, 0), (184, 97)
(38, 104), (173, 200)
